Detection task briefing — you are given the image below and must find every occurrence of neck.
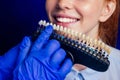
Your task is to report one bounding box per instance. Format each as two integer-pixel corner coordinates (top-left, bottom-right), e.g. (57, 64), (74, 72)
(86, 24), (99, 40)
(73, 64), (86, 71)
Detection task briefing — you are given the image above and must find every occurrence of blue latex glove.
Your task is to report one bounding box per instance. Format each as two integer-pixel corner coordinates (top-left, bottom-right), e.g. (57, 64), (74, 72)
(13, 25), (73, 80)
(0, 36), (31, 80)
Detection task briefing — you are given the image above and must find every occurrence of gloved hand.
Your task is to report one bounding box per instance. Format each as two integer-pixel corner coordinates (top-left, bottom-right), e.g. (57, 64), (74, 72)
(13, 25), (73, 80)
(0, 36), (31, 80)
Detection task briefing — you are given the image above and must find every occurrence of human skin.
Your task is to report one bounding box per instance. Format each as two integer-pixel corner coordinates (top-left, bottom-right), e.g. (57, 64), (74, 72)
(45, 0), (116, 71)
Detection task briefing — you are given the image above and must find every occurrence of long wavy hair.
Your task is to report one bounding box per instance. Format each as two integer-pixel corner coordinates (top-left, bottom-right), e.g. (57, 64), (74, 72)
(99, 0), (120, 47)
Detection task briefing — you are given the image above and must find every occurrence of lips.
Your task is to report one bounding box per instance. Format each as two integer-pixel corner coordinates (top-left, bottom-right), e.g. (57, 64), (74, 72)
(51, 13), (80, 28)
(53, 14), (80, 24)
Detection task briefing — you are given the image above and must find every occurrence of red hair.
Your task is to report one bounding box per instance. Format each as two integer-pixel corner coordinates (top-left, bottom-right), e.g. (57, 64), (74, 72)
(99, 0), (120, 47)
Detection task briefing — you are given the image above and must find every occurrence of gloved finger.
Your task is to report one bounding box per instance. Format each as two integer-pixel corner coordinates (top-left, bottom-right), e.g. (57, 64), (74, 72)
(31, 25), (53, 52)
(59, 58), (73, 77)
(49, 48), (66, 69)
(29, 39), (60, 61)
(17, 36), (31, 66)
(44, 39), (60, 58)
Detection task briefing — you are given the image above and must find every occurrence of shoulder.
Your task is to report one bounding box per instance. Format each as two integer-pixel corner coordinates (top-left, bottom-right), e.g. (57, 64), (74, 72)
(108, 47), (120, 70)
(100, 56), (120, 80)
(109, 47), (120, 61)
(110, 47), (120, 54)
(104, 47), (120, 80)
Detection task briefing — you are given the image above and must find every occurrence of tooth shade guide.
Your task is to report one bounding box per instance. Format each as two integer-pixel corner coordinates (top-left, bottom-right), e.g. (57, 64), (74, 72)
(39, 20), (110, 52)
(38, 20), (111, 55)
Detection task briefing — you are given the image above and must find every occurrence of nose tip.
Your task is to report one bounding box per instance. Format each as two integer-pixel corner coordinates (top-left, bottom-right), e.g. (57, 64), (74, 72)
(56, 0), (73, 10)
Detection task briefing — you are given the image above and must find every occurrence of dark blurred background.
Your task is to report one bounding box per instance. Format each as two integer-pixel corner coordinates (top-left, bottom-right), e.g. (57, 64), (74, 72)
(0, 0), (47, 54)
(0, 0), (120, 55)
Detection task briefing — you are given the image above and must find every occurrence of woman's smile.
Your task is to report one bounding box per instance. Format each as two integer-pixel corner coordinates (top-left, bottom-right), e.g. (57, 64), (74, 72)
(53, 13), (80, 27)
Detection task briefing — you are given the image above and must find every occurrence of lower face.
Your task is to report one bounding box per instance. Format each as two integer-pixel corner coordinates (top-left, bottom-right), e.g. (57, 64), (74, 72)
(46, 0), (106, 70)
(46, 0), (105, 39)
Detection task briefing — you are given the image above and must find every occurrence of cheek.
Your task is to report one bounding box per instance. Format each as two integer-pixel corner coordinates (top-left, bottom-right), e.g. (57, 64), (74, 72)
(46, 1), (57, 20)
(46, 1), (51, 13)
(75, 4), (102, 33)
(82, 6), (100, 26)
(75, 1), (103, 20)
(82, 6), (101, 19)
(46, 0), (57, 13)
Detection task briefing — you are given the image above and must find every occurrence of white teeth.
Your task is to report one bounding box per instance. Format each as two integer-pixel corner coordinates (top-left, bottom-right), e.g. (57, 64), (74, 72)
(56, 17), (77, 23)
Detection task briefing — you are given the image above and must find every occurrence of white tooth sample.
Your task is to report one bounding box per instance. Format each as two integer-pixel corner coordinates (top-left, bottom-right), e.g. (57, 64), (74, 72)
(39, 20), (43, 25)
(43, 20), (46, 26)
(101, 42), (105, 50)
(50, 23), (53, 26)
(86, 36), (89, 43)
(75, 32), (78, 37)
(89, 38), (94, 47)
(67, 28), (71, 35)
(79, 33), (82, 39)
(45, 22), (50, 26)
(60, 26), (63, 32)
(97, 40), (102, 47)
(53, 24), (56, 30)
(56, 25), (60, 31)
(71, 30), (74, 36)
(82, 34), (86, 40)
(94, 39), (98, 47)
(63, 27), (67, 33)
